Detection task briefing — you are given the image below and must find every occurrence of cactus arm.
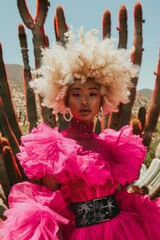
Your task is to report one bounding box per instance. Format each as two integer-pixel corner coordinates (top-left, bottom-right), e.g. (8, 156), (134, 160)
(54, 16), (59, 42)
(117, 5), (128, 49)
(17, 0), (48, 68)
(108, 5), (128, 130)
(0, 97), (19, 156)
(135, 158), (160, 188)
(138, 106), (146, 132)
(0, 151), (10, 198)
(148, 171), (160, 199)
(0, 43), (22, 142)
(102, 9), (111, 39)
(17, 0), (57, 127)
(118, 2), (143, 128)
(35, 0), (50, 27)
(143, 53), (160, 146)
(54, 6), (68, 45)
(0, 97), (27, 180)
(18, 24), (38, 132)
(17, 0), (34, 29)
(2, 146), (22, 186)
(1, 138), (22, 186)
(131, 2), (143, 66)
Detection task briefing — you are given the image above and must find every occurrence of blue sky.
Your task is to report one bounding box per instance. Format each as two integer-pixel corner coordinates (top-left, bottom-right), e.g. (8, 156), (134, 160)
(0, 0), (159, 90)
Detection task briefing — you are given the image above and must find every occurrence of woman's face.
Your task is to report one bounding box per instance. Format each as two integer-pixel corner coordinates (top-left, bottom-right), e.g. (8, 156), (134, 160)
(67, 79), (101, 123)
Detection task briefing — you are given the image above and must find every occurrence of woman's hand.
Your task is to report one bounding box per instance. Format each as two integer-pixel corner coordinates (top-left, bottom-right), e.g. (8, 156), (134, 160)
(127, 185), (149, 194)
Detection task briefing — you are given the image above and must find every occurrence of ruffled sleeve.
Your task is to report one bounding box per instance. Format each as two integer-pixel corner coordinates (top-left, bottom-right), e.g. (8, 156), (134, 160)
(0, 182), (71, 240)
(100, 125), (147, 185)
(17, 122), (82, 180)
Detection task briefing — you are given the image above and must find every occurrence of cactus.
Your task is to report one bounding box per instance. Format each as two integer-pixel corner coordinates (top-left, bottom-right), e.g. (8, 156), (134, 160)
(119, 2), (143, 128)
(0, 43), (22, 143)
(17, 0), (56, 128)
(0, 97), (26, 180)
(54, 6), (68, 45)
(130, 118), (142, 136)
(134, 158), (160, 197)
(18, 24), (38, 132)
(0, 184), (7, 220)
(2, 142), (23, 186)
(138, 106), (146, 132)
(143, 52), (160, 147)
(102, 9), (111, 39)
(0, 137), (23, 197)
(117, 5), (128, 49)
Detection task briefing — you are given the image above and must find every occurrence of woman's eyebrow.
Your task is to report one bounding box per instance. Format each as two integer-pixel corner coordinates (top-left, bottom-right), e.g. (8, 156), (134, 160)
(70, 87), (99, 91)
(70, 88), (81, 91)
(88, 87), (99, 90)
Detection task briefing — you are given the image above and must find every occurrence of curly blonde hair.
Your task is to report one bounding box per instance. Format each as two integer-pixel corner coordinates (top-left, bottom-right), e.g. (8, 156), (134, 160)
(30, 27), (139, 115)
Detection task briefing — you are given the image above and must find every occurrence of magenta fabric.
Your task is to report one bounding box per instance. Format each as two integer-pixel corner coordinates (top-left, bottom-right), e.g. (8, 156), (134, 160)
(0, 122), (160, 239)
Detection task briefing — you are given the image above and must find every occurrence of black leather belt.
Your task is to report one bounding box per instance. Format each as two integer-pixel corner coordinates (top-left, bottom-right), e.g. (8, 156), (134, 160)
(70, 194), (120, 227)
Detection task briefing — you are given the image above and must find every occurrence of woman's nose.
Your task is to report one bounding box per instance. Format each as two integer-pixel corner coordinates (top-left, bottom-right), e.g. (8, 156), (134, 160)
(81, 96), (89, 105)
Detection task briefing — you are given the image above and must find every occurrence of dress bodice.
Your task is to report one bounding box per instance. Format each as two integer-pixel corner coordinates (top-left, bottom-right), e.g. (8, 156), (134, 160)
(17, 121), (146, 198)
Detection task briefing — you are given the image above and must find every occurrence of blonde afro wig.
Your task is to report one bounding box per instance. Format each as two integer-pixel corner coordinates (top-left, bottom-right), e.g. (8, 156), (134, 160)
(30, 27), (139, 115)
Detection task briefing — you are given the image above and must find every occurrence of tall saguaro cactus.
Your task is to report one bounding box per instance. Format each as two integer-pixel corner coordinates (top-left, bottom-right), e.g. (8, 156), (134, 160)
(17, 0), (56, 128)
(17, 0), (49, 68)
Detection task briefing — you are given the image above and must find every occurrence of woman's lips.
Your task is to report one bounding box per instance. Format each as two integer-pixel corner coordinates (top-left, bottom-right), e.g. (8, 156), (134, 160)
(79, 108), (91, 115)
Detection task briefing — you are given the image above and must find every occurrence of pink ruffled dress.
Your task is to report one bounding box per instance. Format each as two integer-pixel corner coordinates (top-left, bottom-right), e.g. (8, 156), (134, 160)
(0, 120), (160, 240)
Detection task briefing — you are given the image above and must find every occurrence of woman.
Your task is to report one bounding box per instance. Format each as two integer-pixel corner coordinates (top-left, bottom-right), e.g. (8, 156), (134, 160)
(0, 27), (160, 239)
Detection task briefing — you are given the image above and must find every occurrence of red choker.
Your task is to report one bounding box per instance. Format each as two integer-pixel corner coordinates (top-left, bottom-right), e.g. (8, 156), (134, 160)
(69, 118), (94, 135)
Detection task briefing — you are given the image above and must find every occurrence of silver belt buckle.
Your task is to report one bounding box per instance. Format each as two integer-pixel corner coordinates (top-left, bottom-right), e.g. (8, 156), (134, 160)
(93, 197), (110, 223)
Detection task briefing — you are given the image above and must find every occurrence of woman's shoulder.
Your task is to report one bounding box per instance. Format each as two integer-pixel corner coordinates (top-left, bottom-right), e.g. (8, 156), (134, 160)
(21, 122), (61, 140)
(20, 122), (79, 146)
(99, 125), (144, 147)
(99, 125), (147, 184)
(99, 125), (133, 139)
(17, 122), (81, 179)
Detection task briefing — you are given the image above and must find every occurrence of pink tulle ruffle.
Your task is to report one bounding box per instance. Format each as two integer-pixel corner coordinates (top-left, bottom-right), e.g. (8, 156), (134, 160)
(0, 182), (69, 240)
(17, 123), (146, 186)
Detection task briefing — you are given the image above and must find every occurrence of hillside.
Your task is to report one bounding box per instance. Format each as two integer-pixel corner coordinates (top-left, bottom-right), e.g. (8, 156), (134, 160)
(138, 89), (153, 99)
(6, 64), (23, 88)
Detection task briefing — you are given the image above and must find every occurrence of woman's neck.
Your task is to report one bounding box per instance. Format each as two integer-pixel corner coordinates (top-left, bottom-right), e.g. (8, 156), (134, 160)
(62, 117), (101, 152)
(69, 117), (94, 135)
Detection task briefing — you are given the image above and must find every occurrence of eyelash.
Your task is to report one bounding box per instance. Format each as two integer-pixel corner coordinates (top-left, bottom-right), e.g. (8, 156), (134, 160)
(72, 93), (80, 97)
(89, 92), (97, 96)
(72, 92), (98, 97)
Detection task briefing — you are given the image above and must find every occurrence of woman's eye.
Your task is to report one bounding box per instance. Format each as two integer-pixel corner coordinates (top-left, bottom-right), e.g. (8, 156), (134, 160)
(89, 92), (98, 96)
(72, 92), (80, 97)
